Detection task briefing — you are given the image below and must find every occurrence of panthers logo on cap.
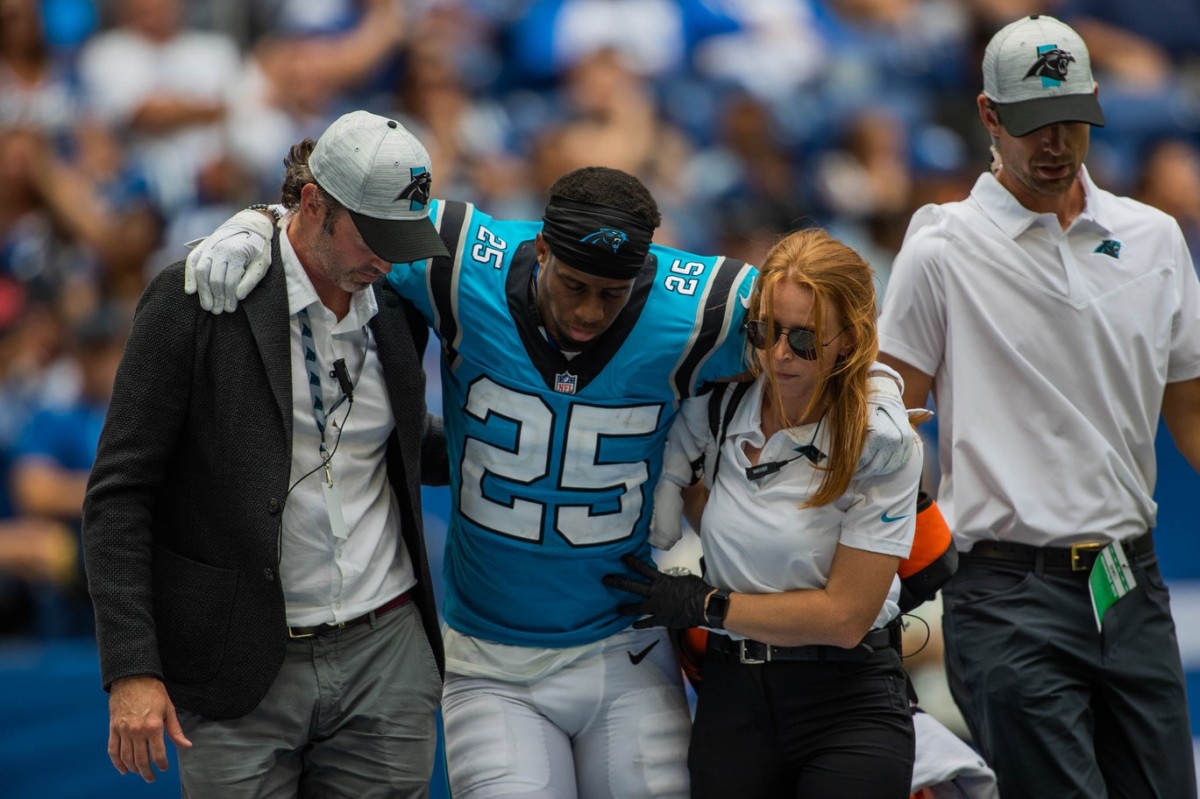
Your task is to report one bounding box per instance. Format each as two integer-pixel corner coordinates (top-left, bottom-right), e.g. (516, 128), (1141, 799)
(394, 169), (431, 211)
(1024, 46), (1075, 84)
(580, 228), (629, 253)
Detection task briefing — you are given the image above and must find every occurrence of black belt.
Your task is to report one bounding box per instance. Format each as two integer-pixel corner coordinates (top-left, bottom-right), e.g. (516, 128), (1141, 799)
(707, 621), (900, 665)
(287, 590), (412, 639)
(963, 530), (1154, 574)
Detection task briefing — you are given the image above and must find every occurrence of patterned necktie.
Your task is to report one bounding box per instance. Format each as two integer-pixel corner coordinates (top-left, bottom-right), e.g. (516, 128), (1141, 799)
(297, 307), (326, 437)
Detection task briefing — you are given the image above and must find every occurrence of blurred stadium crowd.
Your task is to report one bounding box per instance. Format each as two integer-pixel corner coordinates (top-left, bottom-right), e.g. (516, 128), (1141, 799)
(2, 0), (1200, 646)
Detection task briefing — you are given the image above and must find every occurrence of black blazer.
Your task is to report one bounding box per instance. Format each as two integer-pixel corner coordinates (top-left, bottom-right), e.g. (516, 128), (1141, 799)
(83, 237), (446, 720)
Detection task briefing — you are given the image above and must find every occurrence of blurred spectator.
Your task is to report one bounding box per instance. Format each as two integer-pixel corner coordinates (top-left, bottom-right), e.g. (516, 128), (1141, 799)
(0, 126), (82, 293)
(811, 0), (974, 108)
(559, 49), (692, 193)
(687, 91), (809, 263)
(8, 302), (129, 637)
(0, 516), (75, 634)
(691, 0), (827, 104)
(11, 305), (125, 522)
(77, 0), (244, 218)
(392, 22), (528, 216)
(34, 122), (162, 298)
(1059, 0), (1200, 83)
(526, 48), (696, 244)
(250, 0), (363, 38)
(0, 123), (162, 301)
(0, 0), (82, 138)
(507, 0), (739, 84)
(255, 0), (406, 102)
(225, 40), (338, 200)
(229, 0), (408, 199)
(0, 293), (76, 636)
(812, 108), (919, 295)
(965, 0), (1052, 29)
(1136, 138), (1200, 274)
(1052, 0), (1200, 179)
(815, 108), (913, 221)
(0, 296), (77, 516)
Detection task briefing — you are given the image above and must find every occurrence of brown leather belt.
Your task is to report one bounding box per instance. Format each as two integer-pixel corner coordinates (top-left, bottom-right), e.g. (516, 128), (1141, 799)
(287, 590), (412, 639)
(707, 620), (900, 665)
(963, 530), (1154, 573)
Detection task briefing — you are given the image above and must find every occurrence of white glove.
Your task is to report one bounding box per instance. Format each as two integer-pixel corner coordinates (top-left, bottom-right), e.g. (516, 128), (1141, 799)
(859, 372), (919, 477)
(183, 209), (275, 314)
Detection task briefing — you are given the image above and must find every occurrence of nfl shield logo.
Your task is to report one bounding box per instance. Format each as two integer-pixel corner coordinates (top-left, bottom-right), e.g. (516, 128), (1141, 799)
(554, 371), (578, 395)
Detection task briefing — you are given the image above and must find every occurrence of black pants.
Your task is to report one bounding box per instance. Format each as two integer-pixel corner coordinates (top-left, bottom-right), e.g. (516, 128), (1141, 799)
(688, 647), (914, 799)
(944, 550), (1197, 799)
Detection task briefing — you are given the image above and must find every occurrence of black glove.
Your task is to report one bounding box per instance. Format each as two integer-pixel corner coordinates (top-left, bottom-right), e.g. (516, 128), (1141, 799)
(602, 554), (715, 629)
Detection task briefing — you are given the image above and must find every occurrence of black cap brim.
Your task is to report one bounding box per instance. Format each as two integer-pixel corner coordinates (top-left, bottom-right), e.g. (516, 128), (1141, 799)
(348, 210), (451, 264)
(997, 94), (1106, 137)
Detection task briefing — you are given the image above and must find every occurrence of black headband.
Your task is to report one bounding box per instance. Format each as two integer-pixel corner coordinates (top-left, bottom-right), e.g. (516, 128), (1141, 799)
(541, 197), (654, 279)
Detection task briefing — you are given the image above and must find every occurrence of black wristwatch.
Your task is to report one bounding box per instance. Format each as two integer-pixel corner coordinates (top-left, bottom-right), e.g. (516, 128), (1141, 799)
(704, 589), (731, 629)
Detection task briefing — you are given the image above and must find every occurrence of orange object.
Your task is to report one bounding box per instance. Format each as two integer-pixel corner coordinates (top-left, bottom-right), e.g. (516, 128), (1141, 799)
(899, 492), (953, 578)
(896, 491), (959, 613)
(673, 626), (708, 690)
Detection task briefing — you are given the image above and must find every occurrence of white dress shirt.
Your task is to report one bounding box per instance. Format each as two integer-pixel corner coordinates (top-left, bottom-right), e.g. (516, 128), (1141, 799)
(278, 224), (416, 626)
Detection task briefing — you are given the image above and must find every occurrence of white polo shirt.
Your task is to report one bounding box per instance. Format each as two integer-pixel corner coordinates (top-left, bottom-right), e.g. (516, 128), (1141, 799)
(698, 378), (921, 637)
(879, 167), (1200, 549)
(279, 224), (416, 626)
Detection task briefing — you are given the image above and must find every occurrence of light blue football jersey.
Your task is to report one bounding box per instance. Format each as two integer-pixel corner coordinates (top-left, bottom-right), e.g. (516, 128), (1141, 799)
(388, 200), (755, 647)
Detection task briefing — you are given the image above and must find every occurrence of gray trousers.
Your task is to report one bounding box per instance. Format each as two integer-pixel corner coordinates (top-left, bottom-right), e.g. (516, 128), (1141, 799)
(176, 601), (443, 798)
(943, 547), (1196, 799)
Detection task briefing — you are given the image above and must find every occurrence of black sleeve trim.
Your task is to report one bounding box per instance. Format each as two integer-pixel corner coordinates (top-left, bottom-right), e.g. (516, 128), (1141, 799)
(429, 201), (471, 365)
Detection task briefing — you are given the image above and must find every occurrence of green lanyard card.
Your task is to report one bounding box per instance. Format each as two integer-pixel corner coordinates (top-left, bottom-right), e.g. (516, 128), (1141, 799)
(1088, 543), (1136, 631)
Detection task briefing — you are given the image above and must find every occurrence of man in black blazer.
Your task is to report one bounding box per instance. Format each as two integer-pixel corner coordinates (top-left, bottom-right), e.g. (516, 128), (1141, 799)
(82, 112), (450, 797)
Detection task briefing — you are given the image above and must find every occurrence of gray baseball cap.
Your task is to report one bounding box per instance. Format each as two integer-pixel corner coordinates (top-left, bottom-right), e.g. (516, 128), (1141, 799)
(309, 111), (450, 263)
(982, 15), (1105, 137)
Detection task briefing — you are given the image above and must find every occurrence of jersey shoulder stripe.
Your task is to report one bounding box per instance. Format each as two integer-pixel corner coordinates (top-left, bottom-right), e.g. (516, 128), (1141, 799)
(430, 200), (473, 366)
(669, 255), (753, 399)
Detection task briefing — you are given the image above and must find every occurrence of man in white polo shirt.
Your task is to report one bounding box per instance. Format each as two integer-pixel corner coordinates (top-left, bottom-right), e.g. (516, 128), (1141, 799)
(879, 15), (1200, 798)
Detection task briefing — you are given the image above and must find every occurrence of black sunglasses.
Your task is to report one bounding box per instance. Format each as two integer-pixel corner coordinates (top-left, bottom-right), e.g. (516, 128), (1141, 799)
(744, 320), (843, 360)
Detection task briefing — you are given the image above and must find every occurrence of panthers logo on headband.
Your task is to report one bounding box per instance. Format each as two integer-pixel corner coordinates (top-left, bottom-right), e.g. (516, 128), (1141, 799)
(580, 228), (629, 253)
(1024, 46), (1075, 84)
(394, 169), (431, 211)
